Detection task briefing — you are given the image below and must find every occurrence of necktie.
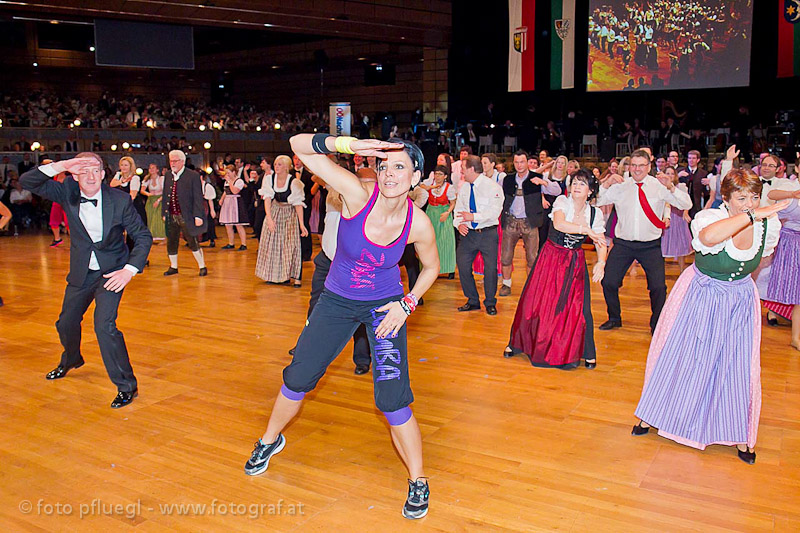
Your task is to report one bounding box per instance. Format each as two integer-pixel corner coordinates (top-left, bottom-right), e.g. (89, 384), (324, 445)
(636, 183), (666, 230)
(469, 183), (478, 229)
(80, 197), (98, 207)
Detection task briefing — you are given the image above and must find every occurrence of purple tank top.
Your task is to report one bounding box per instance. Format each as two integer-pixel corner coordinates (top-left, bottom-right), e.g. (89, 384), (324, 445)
(325, 185), (413, 301)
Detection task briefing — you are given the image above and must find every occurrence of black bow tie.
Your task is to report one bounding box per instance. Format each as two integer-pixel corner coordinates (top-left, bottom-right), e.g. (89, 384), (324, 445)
(80, 197), (98, 207)
(760, 178), (772, 186)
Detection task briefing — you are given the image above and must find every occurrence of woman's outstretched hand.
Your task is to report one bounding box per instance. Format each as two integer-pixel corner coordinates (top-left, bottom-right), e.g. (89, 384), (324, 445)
(349, 139), (403, 159)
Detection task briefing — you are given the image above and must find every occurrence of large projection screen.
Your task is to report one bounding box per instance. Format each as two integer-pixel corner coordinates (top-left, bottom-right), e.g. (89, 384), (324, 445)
(586, 1), (753, 92)
(94, 19), (194, 70)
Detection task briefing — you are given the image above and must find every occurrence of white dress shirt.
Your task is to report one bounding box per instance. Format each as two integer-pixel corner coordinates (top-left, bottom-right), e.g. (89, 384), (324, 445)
(79, 190), (104, 270)
(596, 174), (692, 242)
(453, 174), (504, 230)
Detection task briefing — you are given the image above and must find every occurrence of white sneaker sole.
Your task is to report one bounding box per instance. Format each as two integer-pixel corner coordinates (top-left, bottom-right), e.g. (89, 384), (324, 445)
(402, 507), (428, 520)
(244, 435), (286, 476)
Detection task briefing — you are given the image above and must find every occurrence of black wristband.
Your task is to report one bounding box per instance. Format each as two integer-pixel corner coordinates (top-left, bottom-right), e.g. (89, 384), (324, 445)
(311, 134), (334, 154)
(746, 210), (755, 225)
(398, 299), (413, 316)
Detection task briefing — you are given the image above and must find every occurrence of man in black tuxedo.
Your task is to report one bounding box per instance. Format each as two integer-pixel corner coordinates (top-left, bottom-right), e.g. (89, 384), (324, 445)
(20, 153), (152, 408)
(161, 150), (208, 276)
(677, 149), (708, 218)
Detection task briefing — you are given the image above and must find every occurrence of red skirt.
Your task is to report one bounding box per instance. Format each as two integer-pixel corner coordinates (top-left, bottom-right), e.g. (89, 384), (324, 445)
(508, 239), (593, 368)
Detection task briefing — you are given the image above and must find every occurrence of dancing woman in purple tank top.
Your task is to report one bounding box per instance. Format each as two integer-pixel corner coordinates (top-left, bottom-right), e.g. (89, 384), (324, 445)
(244, 134), (440, 520)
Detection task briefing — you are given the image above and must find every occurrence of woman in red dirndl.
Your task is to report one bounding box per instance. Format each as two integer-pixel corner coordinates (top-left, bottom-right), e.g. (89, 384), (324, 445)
(504, 169), (607, 369)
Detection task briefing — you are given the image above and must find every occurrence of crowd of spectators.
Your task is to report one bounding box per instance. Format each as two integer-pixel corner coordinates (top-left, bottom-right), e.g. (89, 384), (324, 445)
(0, 91), (329, 133)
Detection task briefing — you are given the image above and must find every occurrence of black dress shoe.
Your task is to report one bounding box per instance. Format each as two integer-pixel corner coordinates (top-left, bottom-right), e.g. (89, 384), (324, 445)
(585, 359), (597, 369)
(458, 302), (481, 312)
(45, 358), (85, 380)
(163, 267), (179, 276)
(288, 347), (295, 356)
(238, 245), (247, 251)
(221, 244), (235, 250)
(208, 242), (216, 248)
(631, 422), (650, 436)
(767, 317), (779, 327)
(110, 389), (138, 409)
(503, 348), (514, 358)
(599, 319), (622, 331)
(737, 447), (756, 464)
(447, 273), (455, 279)
(354, 364), (370, 375)
(199, 267), (208, 277)
(486, 306), (497, 315)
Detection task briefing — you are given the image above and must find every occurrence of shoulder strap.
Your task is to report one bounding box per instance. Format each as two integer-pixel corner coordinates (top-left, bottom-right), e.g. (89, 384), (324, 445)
(590, 206), (596, 227)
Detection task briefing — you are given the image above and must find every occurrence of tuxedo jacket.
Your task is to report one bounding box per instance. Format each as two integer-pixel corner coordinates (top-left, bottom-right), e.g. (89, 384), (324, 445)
(501, 172), (544, 229)
(161, 168), (207, 236)
(20, 168), (153, 286)
(678, 166), (709, 215)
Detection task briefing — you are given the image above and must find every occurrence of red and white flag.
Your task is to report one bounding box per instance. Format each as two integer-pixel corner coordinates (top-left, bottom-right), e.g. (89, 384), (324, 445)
(508, 0), (536, 92)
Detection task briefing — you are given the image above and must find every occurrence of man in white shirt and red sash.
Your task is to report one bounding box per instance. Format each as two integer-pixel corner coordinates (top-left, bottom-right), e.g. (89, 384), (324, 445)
(596, 149), (692, 333)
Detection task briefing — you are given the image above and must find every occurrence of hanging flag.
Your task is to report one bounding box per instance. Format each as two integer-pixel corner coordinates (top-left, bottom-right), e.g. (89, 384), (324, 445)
(550, 0), (575, 89)
(508, 0), (536, 92)
(779, 0), (800, 77)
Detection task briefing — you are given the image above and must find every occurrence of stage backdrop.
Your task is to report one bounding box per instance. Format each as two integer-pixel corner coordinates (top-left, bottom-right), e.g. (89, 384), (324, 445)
(586, 0), (754, 92)
(508, 0), (536, 92)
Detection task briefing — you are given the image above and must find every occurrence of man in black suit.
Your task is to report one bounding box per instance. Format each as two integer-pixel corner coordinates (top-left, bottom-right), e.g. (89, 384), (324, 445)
(18, 153), (35, 175)
(677, 149), (709, 218)
(161, 150), (208, 276)
(20, 153), (152, 408)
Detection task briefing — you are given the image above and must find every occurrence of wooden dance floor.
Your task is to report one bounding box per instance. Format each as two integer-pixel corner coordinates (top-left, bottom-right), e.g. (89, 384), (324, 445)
(1, 234), (798, 531)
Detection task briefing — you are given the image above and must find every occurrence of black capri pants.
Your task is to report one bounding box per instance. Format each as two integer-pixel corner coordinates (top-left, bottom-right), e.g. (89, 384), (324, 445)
(283, 288), (414, 414)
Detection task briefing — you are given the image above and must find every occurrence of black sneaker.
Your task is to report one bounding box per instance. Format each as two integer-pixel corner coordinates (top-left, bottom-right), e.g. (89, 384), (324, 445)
(244, 433), (286, 476)
(402, 478), (429, 519)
